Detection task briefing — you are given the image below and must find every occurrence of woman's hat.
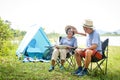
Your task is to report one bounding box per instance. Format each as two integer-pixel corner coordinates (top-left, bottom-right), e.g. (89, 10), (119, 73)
(65, 25), (77, 33)
(83, 19), (94, 28)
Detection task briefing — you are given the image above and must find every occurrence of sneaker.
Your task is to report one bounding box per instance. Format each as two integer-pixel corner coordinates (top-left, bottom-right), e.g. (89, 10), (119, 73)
(60, 65), (65, 70)
(72, 67), (82, 75)
(77, 69), (88, 76)
(49, 66), (54, 72)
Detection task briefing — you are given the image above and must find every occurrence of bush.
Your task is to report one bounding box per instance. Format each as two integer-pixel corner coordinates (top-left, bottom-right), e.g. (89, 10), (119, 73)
(0, 41), (16, 56)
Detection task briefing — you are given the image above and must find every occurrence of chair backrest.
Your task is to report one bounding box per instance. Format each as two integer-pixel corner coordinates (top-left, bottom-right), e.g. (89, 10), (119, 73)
(59, 36), (62, 42)
(91, 38), (109, 62)
(102, 38), (109, 58)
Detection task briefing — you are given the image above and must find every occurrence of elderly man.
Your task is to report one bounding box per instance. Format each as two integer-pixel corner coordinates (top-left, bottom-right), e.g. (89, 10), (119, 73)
(73, 19), (102, 76)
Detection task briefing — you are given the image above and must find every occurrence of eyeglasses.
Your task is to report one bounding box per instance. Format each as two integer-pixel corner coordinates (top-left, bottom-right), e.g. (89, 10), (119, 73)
(68, 30), (73, 33)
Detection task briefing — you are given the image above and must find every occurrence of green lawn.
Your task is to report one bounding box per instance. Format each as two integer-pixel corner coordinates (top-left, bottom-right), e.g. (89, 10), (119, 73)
(0, 46), (120, 80)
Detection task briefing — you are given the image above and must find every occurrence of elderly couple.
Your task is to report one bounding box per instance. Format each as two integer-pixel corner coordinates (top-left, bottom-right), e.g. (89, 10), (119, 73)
(48, 19), (102, 76)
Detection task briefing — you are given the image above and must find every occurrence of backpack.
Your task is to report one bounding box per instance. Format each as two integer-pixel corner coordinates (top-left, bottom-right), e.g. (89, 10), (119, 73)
(42, 48), (53, 60)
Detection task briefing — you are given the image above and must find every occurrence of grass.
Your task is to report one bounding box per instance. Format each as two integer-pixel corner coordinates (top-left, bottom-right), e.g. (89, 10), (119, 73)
(0, 46), (120, 80)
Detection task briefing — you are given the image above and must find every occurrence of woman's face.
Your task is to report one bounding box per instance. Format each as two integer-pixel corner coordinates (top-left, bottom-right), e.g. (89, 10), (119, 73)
(67, 29), (74, 37)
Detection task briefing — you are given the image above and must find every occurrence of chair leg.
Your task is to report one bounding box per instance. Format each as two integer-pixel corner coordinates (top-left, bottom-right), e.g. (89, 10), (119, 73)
(66, 56), (76, 70)
(96, 62), (103, 71)
(71, 56), (76, 69)
(56, 58), (61, 67)
(92, 59), (106, 74)
(55, 55), (76, 70)
(105, 58), (108, 74)
(90, 62), (92, 71)
(66, 58), (72, 68)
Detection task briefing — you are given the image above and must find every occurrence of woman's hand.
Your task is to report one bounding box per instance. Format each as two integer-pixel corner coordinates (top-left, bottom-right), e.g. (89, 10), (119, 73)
(55, 45), (59, 49)
(65, 46), (74, 50)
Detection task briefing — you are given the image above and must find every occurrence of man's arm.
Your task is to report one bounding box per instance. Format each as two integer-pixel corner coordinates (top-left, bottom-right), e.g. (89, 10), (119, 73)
(77, 32), (86, 36)
(86, 44), (97, 50)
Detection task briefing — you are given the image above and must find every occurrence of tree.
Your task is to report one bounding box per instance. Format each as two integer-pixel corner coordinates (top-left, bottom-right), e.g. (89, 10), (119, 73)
(0, 18), (13, 41)
(0, 17), (13, 55)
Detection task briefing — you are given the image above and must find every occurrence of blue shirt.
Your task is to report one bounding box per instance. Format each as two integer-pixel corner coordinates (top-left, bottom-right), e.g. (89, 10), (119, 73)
(86, 30), (102, 54)
(59, 36), (77, 48)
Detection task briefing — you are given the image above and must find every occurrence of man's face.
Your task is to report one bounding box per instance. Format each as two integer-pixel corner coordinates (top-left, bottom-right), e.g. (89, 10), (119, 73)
(83, 26), (93, 34)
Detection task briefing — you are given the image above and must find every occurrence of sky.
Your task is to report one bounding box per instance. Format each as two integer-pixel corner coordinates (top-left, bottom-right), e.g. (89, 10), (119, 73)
(0, 0), (120, 33)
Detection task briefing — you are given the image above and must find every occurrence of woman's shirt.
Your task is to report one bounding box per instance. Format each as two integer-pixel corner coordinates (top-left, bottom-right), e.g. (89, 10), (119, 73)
(59, 36), (77, 48)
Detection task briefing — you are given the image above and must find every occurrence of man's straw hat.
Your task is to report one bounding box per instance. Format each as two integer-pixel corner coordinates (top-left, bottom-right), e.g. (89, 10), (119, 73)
(83, 19), (94, 28)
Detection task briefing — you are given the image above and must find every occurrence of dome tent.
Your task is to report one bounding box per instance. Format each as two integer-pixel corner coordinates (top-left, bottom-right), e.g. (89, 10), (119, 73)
(16, 25), (52, 62)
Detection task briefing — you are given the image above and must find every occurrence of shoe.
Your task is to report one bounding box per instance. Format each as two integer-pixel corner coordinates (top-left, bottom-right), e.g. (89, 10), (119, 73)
(71, 67), (82, 75)
(77, 70), (88, 76)
(49, 66), (54, 72)
(60, 65), (65, 70)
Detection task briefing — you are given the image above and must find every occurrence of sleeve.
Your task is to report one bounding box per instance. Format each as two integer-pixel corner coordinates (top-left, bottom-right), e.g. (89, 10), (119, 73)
(73, 37), (78, 47)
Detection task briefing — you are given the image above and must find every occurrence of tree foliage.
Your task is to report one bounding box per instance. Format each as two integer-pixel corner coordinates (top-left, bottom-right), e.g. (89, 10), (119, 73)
(12, 29), (26, 40)
(0, 17), (27, 56)
(0, 18), (13, 41)
(0, 18), (14, 56)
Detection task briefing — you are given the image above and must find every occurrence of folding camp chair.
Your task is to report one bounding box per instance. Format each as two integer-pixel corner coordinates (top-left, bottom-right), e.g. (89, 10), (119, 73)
(56, 36), (76, 70)
(89, 38), (109, 74)
(56, 48), (76, 70)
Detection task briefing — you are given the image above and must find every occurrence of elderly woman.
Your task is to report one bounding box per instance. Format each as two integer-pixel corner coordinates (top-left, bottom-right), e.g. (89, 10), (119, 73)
(49, 25), (77, 72)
